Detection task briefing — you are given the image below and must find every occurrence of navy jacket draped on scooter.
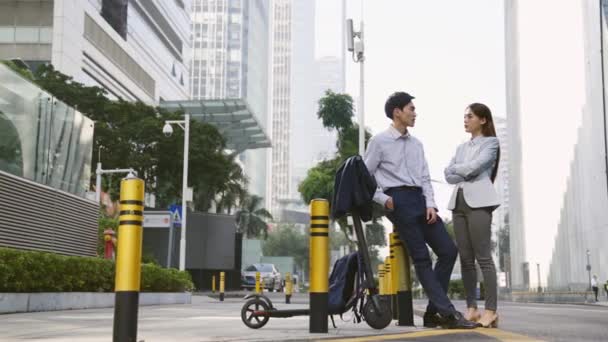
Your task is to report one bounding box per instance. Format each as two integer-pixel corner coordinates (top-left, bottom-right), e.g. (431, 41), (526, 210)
(331, 155), (377, 222)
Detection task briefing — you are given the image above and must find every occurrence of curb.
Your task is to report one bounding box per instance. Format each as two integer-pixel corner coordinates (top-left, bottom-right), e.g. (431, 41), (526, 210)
(0, 292), (191, 314)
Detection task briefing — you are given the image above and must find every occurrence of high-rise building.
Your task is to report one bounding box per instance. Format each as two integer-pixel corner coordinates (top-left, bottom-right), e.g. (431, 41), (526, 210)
(267, 0), (292, 215)
(288, 0), (315, 203)
(189, 0), (271, 199)
(289, 56), (343, 203)
(0, 0), (191, 103)
(505, 0), (608, 291)
(492, 116), (510, 277)
(283, 3), (345, 218)
(190, 0), (244, 99)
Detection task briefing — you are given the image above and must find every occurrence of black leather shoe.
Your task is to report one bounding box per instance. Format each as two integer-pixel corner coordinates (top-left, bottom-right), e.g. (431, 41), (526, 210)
(423, 312), (443, 328)
(441, 311), (480, 329)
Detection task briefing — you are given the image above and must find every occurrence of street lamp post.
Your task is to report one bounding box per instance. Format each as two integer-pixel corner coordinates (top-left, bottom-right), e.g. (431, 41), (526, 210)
(346, 18), (365, 157)
(586, 249), (592, 291)
(95, 163), (137, 203)
(163, 114), (190, 271)
(536, 263), (542, 293)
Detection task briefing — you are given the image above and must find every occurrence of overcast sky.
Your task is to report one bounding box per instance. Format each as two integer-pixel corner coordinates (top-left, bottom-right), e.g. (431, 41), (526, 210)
(315, 0), (506, 256)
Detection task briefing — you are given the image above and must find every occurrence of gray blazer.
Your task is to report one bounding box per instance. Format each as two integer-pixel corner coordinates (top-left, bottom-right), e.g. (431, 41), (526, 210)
(444, 136), (500, 210)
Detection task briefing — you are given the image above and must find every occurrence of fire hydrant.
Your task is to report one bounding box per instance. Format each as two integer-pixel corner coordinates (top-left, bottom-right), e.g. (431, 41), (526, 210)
(103, 229), (117, 260)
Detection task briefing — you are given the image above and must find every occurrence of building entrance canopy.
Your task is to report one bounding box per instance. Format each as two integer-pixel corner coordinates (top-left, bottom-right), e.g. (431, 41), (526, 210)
(160, 99), (271, 153)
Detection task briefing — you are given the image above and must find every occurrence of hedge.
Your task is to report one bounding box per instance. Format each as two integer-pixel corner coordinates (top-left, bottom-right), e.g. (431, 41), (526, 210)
(0, 247), (194, 292)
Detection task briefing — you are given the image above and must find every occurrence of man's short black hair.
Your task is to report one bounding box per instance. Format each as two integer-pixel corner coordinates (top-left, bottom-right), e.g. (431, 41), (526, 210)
(384, 92), (415, 119)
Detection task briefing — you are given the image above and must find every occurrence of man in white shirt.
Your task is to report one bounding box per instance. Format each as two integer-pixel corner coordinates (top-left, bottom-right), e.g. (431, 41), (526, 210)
(364, 92), (477, 329)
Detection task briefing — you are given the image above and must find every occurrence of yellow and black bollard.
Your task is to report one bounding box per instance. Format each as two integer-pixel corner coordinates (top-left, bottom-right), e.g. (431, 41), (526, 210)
(378, 263), (385, 295)
(255, 271), (262, 294)
(393, 229), (414, 326)
(389, 233), (400, 320)
(309, 199), (329, 333)
(219, 272), (225, 301)
(285, 272), (292, 304)
(212, 274), (216, 293)
(384, 256), (393, 305)
(113, 173), (144, 342)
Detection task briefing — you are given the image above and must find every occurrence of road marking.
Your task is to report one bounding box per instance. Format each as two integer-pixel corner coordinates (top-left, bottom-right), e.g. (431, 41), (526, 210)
(325, 328), (544, 341)
(477, 329), (545, 341)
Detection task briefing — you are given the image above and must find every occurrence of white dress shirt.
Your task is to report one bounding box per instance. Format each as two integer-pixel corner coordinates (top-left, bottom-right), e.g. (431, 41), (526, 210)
(364, 125), (437, 209)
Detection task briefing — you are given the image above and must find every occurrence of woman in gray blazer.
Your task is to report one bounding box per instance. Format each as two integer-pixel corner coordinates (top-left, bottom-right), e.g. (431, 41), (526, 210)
(444, 103), (500, 328)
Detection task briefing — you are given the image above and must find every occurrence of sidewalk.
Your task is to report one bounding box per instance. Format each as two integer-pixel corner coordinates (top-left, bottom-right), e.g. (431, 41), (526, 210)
(0, 293), (423, 342)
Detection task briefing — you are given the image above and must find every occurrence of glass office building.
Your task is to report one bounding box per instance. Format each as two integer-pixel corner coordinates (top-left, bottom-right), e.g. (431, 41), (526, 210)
(0, 64), (94, 197)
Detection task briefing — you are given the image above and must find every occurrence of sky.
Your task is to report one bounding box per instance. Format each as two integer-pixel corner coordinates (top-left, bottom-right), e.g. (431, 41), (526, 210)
(314, 0), (506, 256)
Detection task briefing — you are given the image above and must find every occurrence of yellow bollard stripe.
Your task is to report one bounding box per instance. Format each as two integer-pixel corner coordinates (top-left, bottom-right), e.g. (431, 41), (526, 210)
(389, 234), (400, 295)
(385, 257), (393, 295)
(378, 264), (385, 295)
(119, 200), (143, 205)
(115, 177), (145, 292)
(310, 199), (329, 293)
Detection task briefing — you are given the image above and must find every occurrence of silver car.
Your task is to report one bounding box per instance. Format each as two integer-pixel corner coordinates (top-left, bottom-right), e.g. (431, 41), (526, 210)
(241, 263), (283, 292)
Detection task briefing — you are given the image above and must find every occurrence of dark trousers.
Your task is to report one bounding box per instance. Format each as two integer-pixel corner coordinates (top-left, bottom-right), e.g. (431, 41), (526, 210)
(452, 190), (497, 311)
(593, 286), (598, 301)
(386, 188), (458, 317)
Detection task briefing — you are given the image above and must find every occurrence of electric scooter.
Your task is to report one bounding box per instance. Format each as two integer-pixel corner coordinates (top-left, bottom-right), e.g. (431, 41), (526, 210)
(240, 211), (392, 330)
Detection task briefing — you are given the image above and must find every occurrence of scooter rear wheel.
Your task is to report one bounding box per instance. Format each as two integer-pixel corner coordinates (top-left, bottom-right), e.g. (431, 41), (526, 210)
(363, 296), (392, 329)
(241, 298), (270, 329)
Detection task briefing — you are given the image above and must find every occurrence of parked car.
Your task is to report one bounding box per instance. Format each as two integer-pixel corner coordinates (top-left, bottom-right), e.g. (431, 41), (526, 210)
(241, 263), (283, 292)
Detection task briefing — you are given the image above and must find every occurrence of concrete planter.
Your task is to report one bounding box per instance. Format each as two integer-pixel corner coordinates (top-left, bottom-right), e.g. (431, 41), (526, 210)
(510, 291), (593, 304)
(0, 292), (191, 314)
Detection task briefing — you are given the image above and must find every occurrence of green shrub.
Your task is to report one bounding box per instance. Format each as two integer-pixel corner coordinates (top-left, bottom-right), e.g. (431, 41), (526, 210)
(0, 247), (193, 292)
(448, 279), (465, 299)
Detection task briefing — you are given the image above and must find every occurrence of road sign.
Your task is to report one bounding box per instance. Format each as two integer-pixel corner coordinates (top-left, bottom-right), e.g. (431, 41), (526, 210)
(169, 204), (182, 228)
(143, 212), (171, 228)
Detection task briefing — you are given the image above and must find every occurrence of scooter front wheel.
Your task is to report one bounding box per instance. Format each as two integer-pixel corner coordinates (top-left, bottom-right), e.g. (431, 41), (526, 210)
(241, 298), (270, 329)
(363, 296), (392, 329)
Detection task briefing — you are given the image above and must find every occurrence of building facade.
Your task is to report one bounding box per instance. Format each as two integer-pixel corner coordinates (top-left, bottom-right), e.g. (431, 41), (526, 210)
(189, 0), (270, 199)
(0, 0), (191, 104)
(505, 0), (608, 290)
(0, 64), (98, 256)
(267, 0), (291, 214)
(493, 116), (510, 278)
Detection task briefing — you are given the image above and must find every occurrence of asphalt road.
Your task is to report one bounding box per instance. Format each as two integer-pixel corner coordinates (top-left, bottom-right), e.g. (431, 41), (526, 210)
(1, 292), (606, 341)
(412, 299), (608, 342)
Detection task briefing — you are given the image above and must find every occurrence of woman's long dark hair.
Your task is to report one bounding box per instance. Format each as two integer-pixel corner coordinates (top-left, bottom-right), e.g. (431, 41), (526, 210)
(467, 103), (500, 183)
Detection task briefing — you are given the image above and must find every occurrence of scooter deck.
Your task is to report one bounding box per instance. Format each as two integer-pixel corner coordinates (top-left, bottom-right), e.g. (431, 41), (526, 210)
(265, 308), (310, 318)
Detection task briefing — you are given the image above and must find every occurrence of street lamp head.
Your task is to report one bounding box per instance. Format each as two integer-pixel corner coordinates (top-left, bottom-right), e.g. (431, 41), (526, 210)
(162, 123), (173, 137)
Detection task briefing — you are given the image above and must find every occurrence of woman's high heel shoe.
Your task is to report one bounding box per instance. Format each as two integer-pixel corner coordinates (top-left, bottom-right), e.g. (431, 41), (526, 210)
(481, 314), (499, 328)
(464, 309), (481, 322)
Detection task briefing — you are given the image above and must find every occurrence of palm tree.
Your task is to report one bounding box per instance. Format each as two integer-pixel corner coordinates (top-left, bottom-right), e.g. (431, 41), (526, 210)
(235, 195), (273, 239)
(215, 157), (248, 214)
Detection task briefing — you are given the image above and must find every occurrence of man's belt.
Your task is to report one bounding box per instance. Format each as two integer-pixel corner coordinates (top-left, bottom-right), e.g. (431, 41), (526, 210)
(385, 185), (421, 193)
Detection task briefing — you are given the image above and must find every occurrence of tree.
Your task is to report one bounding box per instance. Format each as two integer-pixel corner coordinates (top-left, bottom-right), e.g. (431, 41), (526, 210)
(214, 155), (249, 214)
(299, 90), (385, 260)
(235, 195), (273, 239)
(9, 63), (247, 212)
(298, 158), (338, 204)
(262, 224), (309, 274)
(317, 90), (355, 133)
(1, 60), (34, 81)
